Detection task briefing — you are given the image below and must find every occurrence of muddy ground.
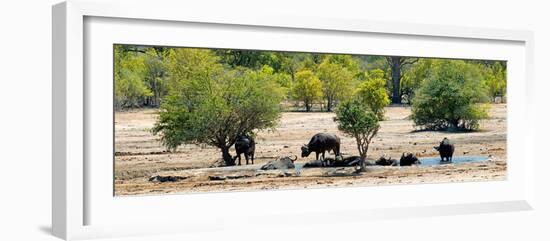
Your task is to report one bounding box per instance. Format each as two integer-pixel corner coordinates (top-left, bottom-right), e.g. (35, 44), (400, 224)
(114, 104), (507, 196)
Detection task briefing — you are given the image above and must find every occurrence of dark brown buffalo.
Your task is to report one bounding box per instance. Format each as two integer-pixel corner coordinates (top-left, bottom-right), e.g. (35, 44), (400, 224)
(376, 155), (398, 166)
(301, 133), (341, 164)
(400, 152), (421, 166)
(234, 135), (255, 165)
(434, 137), (455, 162)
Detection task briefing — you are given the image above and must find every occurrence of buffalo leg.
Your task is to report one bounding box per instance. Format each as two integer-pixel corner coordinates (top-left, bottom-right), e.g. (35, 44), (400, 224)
(322, 151), (329, 166)
(237, 154), (242, 166)
(251, 153), (254, 165)
(244, 154), (249, 165)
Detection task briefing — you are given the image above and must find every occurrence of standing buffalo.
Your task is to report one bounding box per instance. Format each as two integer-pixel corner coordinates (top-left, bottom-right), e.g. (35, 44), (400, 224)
(400, 152), (421, 166)
(434, 137), (454, 162)
(234, 135), (255, 165)
(301, 133), (341, 165)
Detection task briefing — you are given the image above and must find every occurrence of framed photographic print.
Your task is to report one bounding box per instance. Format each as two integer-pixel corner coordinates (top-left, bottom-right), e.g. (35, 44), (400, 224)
(52, 0), (535, 240)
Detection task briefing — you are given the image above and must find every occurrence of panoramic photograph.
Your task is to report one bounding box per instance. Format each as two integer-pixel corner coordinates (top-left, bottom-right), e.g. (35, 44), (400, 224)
(113, 45), (507, 196)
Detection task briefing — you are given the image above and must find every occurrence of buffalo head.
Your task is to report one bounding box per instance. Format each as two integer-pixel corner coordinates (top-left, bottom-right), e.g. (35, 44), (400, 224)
(301, 145), (311, 157)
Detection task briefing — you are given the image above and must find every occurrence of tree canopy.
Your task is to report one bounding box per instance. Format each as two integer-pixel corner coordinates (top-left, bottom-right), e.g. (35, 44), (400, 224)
(334, 99), (381, 171)
(152, 49), (284, 165)
(292, 69), (323, 112)
(115, 45), (506, 135)
(411, 60), (490, 131)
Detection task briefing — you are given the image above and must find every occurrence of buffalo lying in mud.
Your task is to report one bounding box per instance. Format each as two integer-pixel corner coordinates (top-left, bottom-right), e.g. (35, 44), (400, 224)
(376, 155), (398, 166)
(260, 156), (297, 170)
(301, 133), (341, 165)
(234, 134), (255, 165)
(400, 152), (421, 166)
(303, 155), (362, 168)
(434, 137), (455, 162)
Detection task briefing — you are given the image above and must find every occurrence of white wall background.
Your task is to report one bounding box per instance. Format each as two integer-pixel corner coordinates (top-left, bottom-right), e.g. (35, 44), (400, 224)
(0, 0), (548, 240)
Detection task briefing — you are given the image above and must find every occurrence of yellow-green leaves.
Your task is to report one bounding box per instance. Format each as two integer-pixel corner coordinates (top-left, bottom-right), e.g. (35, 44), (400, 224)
(292, 70), (323, 112)
(114, 45), (153, 109)
(318, 56), (355, 111)
(354, 69), (390, 119)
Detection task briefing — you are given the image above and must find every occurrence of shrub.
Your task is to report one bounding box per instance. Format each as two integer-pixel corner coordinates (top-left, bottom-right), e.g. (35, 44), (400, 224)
(353, 69), (390, 119)
(411, 60), (489, 131)
(291, 70), (323, 112)
(153, 50), (284, 166)
(334, 100), (381, 171)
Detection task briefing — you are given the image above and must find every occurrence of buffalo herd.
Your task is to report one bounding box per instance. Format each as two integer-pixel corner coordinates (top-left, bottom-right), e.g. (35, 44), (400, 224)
(232, 132), (455, 167)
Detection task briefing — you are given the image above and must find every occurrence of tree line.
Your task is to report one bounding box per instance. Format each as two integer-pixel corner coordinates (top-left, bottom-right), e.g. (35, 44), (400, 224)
(115, 45), (507, 112)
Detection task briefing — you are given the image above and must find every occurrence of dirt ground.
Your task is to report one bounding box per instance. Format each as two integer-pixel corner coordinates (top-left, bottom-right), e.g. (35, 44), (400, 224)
(114, 104), (507, 196)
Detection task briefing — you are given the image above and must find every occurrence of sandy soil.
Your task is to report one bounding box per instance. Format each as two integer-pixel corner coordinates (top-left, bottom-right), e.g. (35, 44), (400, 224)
(114, 104), (507, 196)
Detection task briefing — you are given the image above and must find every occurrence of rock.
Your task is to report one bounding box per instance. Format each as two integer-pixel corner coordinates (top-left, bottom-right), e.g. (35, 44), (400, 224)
(148, 175), (187, 183)
(283, 145), (289, 148)
(260, 156), (297, 170)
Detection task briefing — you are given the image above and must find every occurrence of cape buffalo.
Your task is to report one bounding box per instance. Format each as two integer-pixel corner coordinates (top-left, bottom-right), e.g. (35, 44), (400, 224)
(434, 137), (454, 162)
(301, 133), (341, 165)
(234, 135), (255, 165)
(376, 155), (398, 166)
(400, 152), (421, 166)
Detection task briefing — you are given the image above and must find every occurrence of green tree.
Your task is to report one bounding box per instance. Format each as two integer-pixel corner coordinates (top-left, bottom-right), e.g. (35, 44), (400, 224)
(292, 70), (323, 111)
(259, 65), (292, 99)
(143, 47), (173, 107)
(400, 59), (433, 103)
(334, 100), (381, 171)
(354, 69), (390, 119)
(318, 58), (355, 111)
(386, 56), (419, 104)
(483, 61), (507, 101)
(214, 49), (278, 70)
(114, 45), (152, 109)
(411, 60), (490, 131)
(153, 58), (284, 165)
(166, 48), (224, 95)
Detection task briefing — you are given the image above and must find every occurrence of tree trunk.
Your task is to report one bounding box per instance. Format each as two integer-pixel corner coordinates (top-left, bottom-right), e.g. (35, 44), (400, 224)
(390, 56), (402, 104)
(221, 147), (235, 166)
(326, 96), (333, 112)
(355, 136), (368, 172)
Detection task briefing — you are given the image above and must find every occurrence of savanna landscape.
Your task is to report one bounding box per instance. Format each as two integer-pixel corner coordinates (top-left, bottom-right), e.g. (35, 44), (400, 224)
(114, 45), (507, 196)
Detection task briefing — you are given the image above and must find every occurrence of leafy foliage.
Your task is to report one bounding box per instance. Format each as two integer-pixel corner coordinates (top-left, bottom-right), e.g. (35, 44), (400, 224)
(334, 100), (381, 171)
(400, 59), (434, 103)
(354, 69), (390, 119)
(291, 70), (323, 112)
(483, 61), (507, 100)
(153, 50), (284, 165)
(317, 56), (356, 111)
(114, 45), (152, 109)
(411, 60), (490, 131)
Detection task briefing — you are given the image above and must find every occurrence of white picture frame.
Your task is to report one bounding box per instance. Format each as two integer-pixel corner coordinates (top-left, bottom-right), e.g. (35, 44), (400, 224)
(52, 0), (536, 240)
